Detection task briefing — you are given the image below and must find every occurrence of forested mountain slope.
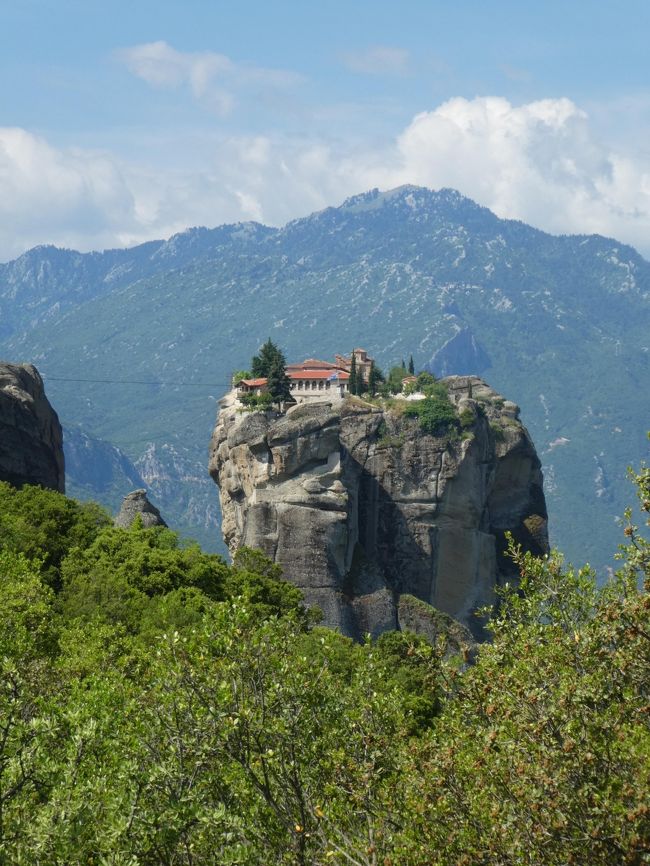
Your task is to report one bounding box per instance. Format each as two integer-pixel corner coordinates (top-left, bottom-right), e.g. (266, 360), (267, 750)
(2, 186), (648, 566)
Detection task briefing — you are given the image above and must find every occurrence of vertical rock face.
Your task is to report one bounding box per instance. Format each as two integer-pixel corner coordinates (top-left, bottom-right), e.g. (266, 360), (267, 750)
(0, 362), (64, 492)
(209, 377), (548, 640)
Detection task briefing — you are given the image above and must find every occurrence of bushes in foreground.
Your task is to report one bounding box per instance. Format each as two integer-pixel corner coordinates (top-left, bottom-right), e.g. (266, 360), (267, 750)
(0, 461), (648, 864)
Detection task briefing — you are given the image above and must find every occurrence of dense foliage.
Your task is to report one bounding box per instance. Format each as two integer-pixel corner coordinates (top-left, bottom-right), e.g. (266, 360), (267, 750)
(239, 391), (274, 410)
(249, 339), (292, 406)
(231, 370), (252, 385)
(403, 380), (458, 435)
(385, 363), (409, 394)
(0, 459), (648, 863)
(251, 339), (286, 379)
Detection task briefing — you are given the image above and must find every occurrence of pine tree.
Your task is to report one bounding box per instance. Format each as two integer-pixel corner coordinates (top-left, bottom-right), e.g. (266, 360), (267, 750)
(251, 339), (284, 378)
(266, 356), (292, 408)
(408, 355), (415, 375)
(349, 353), (358, 396)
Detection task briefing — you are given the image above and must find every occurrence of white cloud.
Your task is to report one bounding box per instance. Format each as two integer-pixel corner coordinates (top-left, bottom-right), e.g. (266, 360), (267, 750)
(0, 128), (137, 258)
(342, 45), (411, 76)
(377, 96), (650, 251)
(2, 96), (650, 261)
(118, 41), (302, 115)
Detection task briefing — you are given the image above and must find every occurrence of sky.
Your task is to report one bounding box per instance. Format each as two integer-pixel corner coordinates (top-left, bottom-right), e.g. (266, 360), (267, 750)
(2, 0), (650, 260)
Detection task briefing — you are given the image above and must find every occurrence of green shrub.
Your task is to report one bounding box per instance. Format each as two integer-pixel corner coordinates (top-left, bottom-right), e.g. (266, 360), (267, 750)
(375, 415), (405, 447)
(403, 385), (458, 436)
(459, 407), (475, 429)
(378, 434), (405, 448)
(387, 364), (409, 394)
(0, 482), (111, 591)
(57, 523), (230, 631)
(416, 371), (436, 390)
(229, 546), (310, 621)
(240, 391), (274, 410)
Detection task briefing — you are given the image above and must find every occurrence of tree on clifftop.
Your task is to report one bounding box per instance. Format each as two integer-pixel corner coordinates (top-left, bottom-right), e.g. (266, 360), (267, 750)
(368, 360), (383, 396)
(349, 352), (358, 395)
(251, 339), (285, 378)
(267, 356), (292, 408)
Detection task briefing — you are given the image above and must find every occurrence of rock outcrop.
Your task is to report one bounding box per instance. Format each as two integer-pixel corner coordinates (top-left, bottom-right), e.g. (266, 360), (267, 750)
(0, 362), (64, 492)
(114, 489), (167, 529)
(209, 377), (548, 640)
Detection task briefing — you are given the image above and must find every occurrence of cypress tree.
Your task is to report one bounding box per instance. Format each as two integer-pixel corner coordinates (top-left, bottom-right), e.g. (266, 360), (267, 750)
(349, 353), (358, 396)
(266, 356), (292, 408)
(368, 361), (379, 396)
(408, 355), (415, 375)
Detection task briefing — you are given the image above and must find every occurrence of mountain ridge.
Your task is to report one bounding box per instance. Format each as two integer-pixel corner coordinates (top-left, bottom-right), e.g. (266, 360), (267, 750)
(1, 185), (648, 564)
(4, 184), (647, 275)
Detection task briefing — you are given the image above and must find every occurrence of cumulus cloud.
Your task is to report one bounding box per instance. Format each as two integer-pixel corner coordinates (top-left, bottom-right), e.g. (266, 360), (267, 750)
(0, 128), (138, 258)
(377, 96), (650, 251)
(2, 96), (650, 261)
(342, 45), (411, 76)
(118, 41), (302, 115)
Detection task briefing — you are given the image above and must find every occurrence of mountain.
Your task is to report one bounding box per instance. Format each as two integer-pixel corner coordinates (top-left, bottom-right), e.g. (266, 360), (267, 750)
(63, 425), (145, 505)
(1, 185), (648, 567)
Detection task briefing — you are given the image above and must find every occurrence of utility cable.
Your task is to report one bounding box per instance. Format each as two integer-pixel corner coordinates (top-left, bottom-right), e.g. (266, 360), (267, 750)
(41, 374), (232, 388)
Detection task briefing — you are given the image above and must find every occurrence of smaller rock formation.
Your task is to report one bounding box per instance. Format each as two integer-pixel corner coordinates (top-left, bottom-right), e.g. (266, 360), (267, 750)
(0, 362), (64, 492)
(114, 489), (167, 529)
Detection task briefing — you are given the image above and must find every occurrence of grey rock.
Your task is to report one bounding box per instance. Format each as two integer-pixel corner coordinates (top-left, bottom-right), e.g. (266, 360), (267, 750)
(209, 378), (549, 641)
(114, 488), (167, 529)
(0, 362), (64, 492)
(397, 594), (474, 656)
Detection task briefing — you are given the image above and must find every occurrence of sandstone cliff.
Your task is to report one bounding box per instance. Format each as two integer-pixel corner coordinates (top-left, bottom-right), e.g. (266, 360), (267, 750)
(0, 362), (64, 492)
(209, 377), (548, 640)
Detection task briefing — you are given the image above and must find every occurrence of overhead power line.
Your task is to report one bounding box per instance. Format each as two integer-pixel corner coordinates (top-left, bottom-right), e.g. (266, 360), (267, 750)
(42, 374), (232, 388)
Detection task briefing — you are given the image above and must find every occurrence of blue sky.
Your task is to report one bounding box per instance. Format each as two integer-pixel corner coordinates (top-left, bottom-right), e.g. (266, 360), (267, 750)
(2, 0), (650, 259)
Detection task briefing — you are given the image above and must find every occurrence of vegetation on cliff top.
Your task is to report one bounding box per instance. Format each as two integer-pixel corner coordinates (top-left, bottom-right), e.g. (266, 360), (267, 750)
(0, 449), (648, 863)
(240, 341), (462, 439)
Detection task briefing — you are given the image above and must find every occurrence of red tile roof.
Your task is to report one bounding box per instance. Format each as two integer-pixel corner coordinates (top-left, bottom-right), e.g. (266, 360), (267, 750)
(286, 358), (340, 370)
(238, 362), (350, 390)
(289, 370), (349, 381)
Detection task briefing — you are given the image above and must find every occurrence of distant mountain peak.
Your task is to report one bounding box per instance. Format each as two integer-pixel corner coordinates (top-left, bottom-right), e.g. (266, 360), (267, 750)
(337, 185), (493, 222)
